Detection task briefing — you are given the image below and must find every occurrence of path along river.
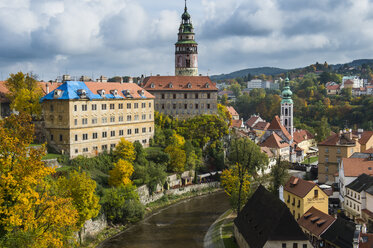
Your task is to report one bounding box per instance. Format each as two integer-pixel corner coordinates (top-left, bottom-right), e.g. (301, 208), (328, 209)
(98, 191), (230, 248)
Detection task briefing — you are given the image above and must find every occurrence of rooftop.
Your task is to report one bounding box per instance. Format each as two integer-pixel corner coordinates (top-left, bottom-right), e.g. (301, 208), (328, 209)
(346, 173), (373, 193)
(284, 176), (319, 198)
(141, 76), (217, 91)
(320, 218), (356, 248)
(267, 115), (292, 141)
(342, 158), (373, 177)
(260, 132), (289, 149)
(297, 207), (335, 237)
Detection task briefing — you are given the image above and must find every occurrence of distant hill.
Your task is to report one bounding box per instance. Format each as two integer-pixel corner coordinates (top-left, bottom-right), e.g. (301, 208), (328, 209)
(331, 59), (373, 70)
(210, 67), (289, 81)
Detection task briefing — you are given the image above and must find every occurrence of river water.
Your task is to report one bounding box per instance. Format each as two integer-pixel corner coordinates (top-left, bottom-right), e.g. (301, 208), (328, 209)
(98, 191), (230, 248)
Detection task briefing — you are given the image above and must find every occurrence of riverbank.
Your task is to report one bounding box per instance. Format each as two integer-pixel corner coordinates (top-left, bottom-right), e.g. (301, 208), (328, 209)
(82, 185), (222, 248)
(204, 209), (237, 248)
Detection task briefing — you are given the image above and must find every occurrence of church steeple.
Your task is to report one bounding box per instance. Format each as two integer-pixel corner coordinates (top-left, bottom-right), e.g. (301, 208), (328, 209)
(175, 0), (198, 76)
(281, 77), (294, 137)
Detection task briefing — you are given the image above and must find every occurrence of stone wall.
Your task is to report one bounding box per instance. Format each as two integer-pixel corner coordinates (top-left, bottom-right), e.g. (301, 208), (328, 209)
(80, 214), (107, 243)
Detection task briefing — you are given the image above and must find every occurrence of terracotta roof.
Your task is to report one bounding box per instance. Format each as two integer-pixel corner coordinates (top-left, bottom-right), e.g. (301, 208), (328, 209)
(38, 82), (63, 95)
(246, 116), (260, 128)
(0, 81), (9, 94)
(261, 146), (274, 158)
(231, 119), (242, 128)
(260, 132), (289, 149)
(298, 207), (335, 237)
(326, 84), (340, 90)
(318, 132), (357, 146)
(141, 76), (217, 91)
(342, 158), (373, 177)
(352, 87), (366, 91)
(84, 82), (154, 99)
(359, 131), (373, 145)
(268, 115), (292, 141)
(253, 121), (269, 131)
(284, 176), (318, 198)
(360, 233), (373, 248)
(293, 129), (314, 144)
(226, 106), (239, 117)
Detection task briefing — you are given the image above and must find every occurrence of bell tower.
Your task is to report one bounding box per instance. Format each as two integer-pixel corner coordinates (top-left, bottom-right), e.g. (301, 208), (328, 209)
(175, 0), (198, 76)
(281, 77), (294, 138)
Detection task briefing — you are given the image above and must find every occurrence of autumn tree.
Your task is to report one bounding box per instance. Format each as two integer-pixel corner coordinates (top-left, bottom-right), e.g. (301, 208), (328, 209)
(221, 163), (251, 210)
(5, 72), (43, 118)
(269, 157), (290, 195)
(109, 159), (134, 187)
(164, 145), (186, 173)
(113, 138), (136, 162)
(56, 170), (100, 243)
(227, 136), (268, 212)
(0, 113), (78, 247)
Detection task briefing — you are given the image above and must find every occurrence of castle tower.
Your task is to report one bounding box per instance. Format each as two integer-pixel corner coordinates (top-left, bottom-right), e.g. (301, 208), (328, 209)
(281, 78), (294, 138)
(175, 0), (198, 76)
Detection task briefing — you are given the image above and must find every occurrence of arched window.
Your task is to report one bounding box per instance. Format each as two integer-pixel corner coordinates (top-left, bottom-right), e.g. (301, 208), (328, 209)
(285, 108), (288, 115)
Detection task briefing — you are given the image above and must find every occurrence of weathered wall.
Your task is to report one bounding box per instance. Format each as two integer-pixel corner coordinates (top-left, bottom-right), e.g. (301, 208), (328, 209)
(79, 214), (107, 243)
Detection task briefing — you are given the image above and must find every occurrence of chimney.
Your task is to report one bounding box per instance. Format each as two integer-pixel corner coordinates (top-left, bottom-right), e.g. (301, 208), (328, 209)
(120, 77), (123, 84)
(46, 83), (49, 94)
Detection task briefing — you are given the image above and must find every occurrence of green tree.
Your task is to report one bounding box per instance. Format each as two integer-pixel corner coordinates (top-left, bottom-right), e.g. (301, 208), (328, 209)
(164, 145), (186, 173)
(227, 136), (268, 212)
(229, 83), (242, 97)
(113, 138), (136, 162)
(269, 157), (289, 195)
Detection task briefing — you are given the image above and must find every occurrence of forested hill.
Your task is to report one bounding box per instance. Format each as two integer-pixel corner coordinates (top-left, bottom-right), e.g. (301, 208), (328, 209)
(210, 67), (288, 81)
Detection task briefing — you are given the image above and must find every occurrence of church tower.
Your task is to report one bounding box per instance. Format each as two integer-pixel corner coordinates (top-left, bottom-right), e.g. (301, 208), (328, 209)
(281, 78), (294, 138)
(175, 1), (198, 76)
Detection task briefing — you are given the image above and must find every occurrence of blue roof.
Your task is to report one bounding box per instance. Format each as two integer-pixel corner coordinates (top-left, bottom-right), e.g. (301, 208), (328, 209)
(40, 81), (124, 102)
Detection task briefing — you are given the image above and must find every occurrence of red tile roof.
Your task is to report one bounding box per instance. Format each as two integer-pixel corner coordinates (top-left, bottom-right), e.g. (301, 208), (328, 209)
(246, 116), (260, 127)
(231, 119), (242, 128)
(260, 132), (289, 149)
(253, 121), (269, 131)
(38, 82), (63, 95)
(85, 82), (154, 99)
(260, 146), (274, 158)
(284, 176), (318, 198)
(293, 129), (314, 144)
(268, 115), (292, 141)
(326, 84), (340, 90)
(141, 76), (217, 91)
(318, 132), (357, 146)
(344, 79), (354, 85)
(359, 131), (373, 145)
(0, 81), (9, 103)
(226, 106), (239, 117)
(342, 158), (373, 177)
(298, 207), (335, 237)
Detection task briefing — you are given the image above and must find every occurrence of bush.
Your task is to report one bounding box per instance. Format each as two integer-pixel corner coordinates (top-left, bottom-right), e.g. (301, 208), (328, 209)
(100, 184), (144, 224)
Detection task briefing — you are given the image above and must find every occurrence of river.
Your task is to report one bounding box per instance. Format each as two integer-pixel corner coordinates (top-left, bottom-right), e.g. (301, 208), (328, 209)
(98, 191), (230, 248)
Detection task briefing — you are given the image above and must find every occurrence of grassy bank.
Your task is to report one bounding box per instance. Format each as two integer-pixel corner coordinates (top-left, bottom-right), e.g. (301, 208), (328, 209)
(81, 186), (222, 248)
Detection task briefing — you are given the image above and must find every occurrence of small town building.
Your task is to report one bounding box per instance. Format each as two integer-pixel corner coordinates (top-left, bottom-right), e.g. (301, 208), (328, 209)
(245, 114), (265, 129)
(326, 84), (341, 95)
(234, 185), (311, 248)
(298, 207), (336, 247)
(226, 106), (239, 120)
(283, 176), (329, 220)
(320, 218), (358, 248)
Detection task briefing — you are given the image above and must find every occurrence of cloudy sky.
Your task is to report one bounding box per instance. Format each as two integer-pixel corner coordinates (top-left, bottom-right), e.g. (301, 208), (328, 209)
(1, 0), (373, 81)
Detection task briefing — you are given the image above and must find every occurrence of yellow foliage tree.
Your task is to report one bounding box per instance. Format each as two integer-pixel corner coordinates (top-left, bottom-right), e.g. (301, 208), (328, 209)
(57, 170), (100, 231)
(113, 138), (136, 162)
(221, 164), (251, 211)
(5, 72), (42, 118)
(169, 132), (185, 147)
(0, 114), (78, 248)
(164, 145), (186, 173)
(109, 159), (134, 187)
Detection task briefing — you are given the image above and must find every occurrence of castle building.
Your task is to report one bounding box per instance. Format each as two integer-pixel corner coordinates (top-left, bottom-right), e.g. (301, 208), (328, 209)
(40, 81), (154, 158)
(175, 1), (198, 76)
(141, 1), (218, 119)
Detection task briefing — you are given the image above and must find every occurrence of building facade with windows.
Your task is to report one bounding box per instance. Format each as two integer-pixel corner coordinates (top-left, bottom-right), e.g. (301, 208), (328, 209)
(40, 81), (154, 158)
(141, 76), (218, 119)
(283, 177), (329, 220)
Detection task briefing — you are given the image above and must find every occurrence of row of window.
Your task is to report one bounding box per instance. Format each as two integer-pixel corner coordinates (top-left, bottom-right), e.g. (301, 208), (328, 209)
(346, 189), (360, 201)
(345, 198), (360, 212)
(74, 114), (152, 125)
(324, 156), (341, 163)
(75, 139), (148, 154)
(50, 127), (152, 142)
(324, 147), (354, 154)
(157, 103), (213, 110)
(287, 195), (301, 208)
(71, 102), (151, 112)
(160, 93), (211, 99)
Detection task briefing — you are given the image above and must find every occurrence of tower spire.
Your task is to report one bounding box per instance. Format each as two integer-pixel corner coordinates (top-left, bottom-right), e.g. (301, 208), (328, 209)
(185, 0), (187, 10)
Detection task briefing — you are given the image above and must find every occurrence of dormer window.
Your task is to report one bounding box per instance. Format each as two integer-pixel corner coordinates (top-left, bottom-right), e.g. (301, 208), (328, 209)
(138, 90), (145, 96)
(123, 90), (133, 98)
(110, 89), (118, 96)
(150, 83), (155, 88)
(205, 83), (210, 88)
(169, 83), (173, 88)
(77, 89), (87, 98)
(54, 89), (62, 98)
(187, 83), (192, 88)
(98, 89), (105, 97)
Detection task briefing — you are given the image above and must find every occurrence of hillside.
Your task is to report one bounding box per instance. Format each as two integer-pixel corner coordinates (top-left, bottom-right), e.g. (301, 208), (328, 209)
(210, 67), (288, 81)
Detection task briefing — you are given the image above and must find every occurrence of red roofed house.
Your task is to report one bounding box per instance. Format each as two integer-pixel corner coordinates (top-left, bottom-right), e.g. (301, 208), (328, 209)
(326, 84), (341, 95)
(359, 131), (373, 152)
(226, 106), (239, 120)
(141, 76), (218, 119)
(298, 207), (336, 247)
(260, 132), (291, 160)
(252, 121), (269, 138)
(0, 81), (11, 119)
(245, 114), (264, 129)
(293, 129), (316, 154)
